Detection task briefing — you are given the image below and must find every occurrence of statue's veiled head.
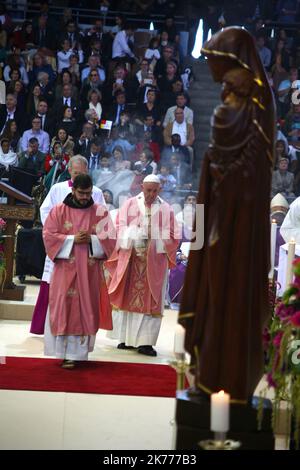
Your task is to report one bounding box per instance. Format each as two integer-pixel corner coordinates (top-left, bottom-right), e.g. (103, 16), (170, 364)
(202, 27), (267, 87)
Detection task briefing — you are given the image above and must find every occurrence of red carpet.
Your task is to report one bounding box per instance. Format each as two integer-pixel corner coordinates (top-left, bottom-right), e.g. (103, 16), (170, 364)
(0, 357), (178, 397)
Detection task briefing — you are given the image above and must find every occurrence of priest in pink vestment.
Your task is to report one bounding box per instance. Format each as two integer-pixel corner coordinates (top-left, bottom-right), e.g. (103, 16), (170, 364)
(43, 173), (115, 368)
(105, 174), (179, 357)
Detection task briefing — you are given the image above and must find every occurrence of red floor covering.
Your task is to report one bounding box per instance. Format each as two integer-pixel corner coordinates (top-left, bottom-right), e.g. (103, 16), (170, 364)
(0, 357), (178, 397)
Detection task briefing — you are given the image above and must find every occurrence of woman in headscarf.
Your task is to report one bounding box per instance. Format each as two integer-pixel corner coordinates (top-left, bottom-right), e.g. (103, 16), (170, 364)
(179, 27), (275, 402)
(0, 138), (18, 171)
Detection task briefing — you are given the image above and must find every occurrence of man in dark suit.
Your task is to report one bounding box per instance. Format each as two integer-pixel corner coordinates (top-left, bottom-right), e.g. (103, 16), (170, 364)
(59, 19), (83, 49)
(35, 99), (55, 138)
(136, 115), (162, 145)
(170, 153), (192, 189)
(74, 122), (95, 158)
(33, 15), (54, 50)
(52, 84), (79, 120)
(0, 94), (28, 134)
(105, 90), (129, 127)
(87, 138), (103, 173)
(161, 133), (191, 165)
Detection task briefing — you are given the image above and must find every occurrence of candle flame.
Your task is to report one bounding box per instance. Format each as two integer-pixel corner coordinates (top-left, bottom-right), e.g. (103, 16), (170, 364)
(271, 219), (277, 224)
(218, 390), (225, 396)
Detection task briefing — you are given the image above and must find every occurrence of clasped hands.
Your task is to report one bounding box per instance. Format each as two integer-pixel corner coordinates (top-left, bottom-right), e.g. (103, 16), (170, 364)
(74, 230), (91, 244)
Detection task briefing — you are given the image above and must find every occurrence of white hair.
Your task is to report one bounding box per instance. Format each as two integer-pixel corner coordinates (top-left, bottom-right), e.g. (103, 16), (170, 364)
(69, 155), (88, 168)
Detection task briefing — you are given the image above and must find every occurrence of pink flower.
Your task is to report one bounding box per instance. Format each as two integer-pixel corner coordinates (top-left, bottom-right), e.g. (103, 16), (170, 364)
(0, 218), (6, 230)
(290, 311), (300, 327)
(276, 304), (295, 319)
(273, 331), (284, 348)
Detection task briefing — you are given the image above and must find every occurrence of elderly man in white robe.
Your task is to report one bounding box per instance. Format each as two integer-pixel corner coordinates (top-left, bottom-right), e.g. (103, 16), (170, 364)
(30, 155), (105, 335)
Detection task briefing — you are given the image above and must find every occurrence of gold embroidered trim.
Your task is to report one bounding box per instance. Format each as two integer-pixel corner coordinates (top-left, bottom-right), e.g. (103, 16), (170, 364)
(178, 312), (195, 319)
(201, 48), (251, 71)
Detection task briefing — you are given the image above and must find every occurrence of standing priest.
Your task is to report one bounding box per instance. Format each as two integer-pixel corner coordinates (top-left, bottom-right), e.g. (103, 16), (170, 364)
(43, 174), (115, 368)
(105, 174), (179, 357)
(30, 155), (105, 335)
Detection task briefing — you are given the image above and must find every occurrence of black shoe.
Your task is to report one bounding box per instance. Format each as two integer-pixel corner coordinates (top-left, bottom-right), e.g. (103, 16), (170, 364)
(18, 275), (26, 283)
(117, 342), (135, 350)
(137, 345), (157, 357)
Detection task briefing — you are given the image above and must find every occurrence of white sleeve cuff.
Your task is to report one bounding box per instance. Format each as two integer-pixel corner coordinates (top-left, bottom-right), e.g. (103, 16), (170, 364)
(119, 226), (136, 250)
(156, 239), (166, 254)
(90, 235), (105, 258)
(56, 236), (74, 259)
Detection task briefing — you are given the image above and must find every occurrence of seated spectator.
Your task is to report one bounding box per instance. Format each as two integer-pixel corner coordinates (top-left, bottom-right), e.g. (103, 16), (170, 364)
(104, 126), (135, 160)
(157, 163), (176, 201)
(154, 44), (176, 79)
(36, 71), (55, 107)
(51, 128), (74, 157)
(163, 92), (194, 128)
(32, 14), (54, 50)
(111, 145), (131, 171)
(0, 138), (18, 170)
(163, 107), (195, 149)
(74, 122), (95, 157)
(112, 24), (137, 64)
(103, 189), (116, 210)
(284, 104), (300, 144)
(57, 38), (84, 74)
(58, 106), (78, 137)
(52, 83), (79, 120)
(0, 119), (21, 153)
(0, 94), (28, 134)
(157, 60), (180, 111)
(68, 53), (81, 85)
(170, 153), (192, 189)
(11, 21), (36, 51)
(88, 89), (103, 121)
(134, 148), (157, 174)
(27, 84), (42, 116)
(7, 79), (27, 110)
(80, 68), (103, 108)
(160, 15), (180, 45)
(145, 37), (161, 70)
(98, 154), (114, 174)
(87, 138), (103, 172)
(29, 53), (56, 84)
(135, 59), (156, 87)
(6, 68), (22, 91)
(55, 69), (79, 102)
(44, 141), (69, 174)
(3, 52), (29, 86)
(277, 67), (300, 118)
(114, 110), (135, 141)
(272, 157), (295, 198)
(81, 55), (106, 84)
(135, 114), (162, 162)
(136, 88), (162, 126)
(161, 133), (191, 165)
(58, 18), (83, 50)
(18, 137), (45, 176)
(130, 147), (157, 195)
(105, 90), (130, 126)
(36, 99), (55, 136)
(21, 116), (50, 154)
(256, 34), (271, 69)
(270, 38), (291, 91)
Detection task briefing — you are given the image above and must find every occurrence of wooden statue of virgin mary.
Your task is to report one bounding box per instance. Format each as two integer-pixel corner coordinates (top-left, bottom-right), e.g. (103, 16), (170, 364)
(179, 27), (275, 402)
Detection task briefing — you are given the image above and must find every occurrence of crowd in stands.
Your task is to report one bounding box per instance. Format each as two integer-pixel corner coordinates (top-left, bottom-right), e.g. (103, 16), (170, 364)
(1, 1), (300, 209)
(0, 1), (196, 210)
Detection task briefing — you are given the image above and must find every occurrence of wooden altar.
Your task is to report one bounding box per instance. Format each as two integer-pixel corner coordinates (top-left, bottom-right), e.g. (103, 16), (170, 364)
(0, 181), (35, 301)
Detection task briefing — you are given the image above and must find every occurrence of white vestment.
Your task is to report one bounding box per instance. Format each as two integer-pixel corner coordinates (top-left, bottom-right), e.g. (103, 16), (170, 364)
(280, 196), (300, 244)
(107, 193), (169, 347)
(40, 180), (105, 282)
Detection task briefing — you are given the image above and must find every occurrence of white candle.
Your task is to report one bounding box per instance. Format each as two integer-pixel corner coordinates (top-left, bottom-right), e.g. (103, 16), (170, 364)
(269, 219), (277, 279)
(174, 324), (185, 354)
(210, 390), (230, 433)
(286, 238), (296, 289)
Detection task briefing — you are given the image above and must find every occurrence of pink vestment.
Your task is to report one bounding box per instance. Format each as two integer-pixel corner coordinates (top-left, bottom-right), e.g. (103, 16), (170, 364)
(43, 202), (115, 336)
(105, 194), (179, 315)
